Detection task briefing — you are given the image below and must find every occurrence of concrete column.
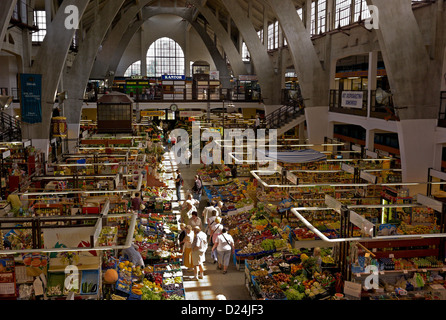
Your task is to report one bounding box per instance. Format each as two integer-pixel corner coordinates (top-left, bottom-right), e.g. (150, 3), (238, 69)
(365, 129), (375, 151)
(305, 0), (312, 30)
(140, 28), (147, 76)
(304, 106), (330, 145)
(367, 51), (378, 117)
(263, 6), (267, 47)
(397, 119), (437, 196)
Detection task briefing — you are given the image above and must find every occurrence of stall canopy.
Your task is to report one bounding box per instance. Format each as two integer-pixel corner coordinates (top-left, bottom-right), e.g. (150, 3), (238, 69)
(257, 149), (327, 163)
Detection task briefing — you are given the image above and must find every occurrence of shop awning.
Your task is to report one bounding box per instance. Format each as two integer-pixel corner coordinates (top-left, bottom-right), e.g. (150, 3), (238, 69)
(257, 149), (327, 163)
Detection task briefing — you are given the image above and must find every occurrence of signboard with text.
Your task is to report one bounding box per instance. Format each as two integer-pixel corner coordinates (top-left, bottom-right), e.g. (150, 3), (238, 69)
(341, 91), (364, 109)
(19, 73), (42, 124)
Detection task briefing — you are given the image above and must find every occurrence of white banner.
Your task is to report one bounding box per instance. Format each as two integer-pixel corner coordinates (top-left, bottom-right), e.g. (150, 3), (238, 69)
(341, 91), (364, 109)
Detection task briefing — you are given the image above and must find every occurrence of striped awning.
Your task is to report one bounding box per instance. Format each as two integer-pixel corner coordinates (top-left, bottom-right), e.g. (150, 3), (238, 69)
(258, 149), (327, 163)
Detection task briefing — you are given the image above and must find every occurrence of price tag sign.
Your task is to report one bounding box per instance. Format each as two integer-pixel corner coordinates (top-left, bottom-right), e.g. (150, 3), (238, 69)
(422, 269), (427, 273)
(380, 271), (385, 275)
(389, 254), (394, 259)
(403, 270), (408, 274)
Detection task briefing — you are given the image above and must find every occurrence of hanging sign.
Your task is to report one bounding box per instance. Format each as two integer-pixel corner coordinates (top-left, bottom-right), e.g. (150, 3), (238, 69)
(416, 194), (443, 212)
(140, 110), (165, 117)
(352, 144), (362, 152)
(2, 150), (10, 159)
(366, 150), (378, 159)
(161, 75), (185, 80)
(349, 211), (375, 236)
(19, 73), (42, 124)
(325, 195), (342, 211)
(341, 91), (364, 109)
(360, 171), (377, 184)
(209, 71), (220, 80)
(286, 171), (298, 185)
(341, 163), (355, 174)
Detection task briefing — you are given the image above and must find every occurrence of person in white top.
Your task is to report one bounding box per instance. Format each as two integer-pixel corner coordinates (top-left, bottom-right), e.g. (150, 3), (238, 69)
(191, 226), (208, 280)
(182, 225), (194, 271)
(212, 228), (234, 274)
(209, 217), (223, 264)
(180, 194), (199, 224)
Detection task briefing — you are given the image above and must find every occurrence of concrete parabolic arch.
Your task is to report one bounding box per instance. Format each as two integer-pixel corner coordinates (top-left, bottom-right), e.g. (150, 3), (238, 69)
(106, 6), (240, 89)
(90, 0), (157, 79)
(62, 0), (127, 152)
(23, 0), (91, 158)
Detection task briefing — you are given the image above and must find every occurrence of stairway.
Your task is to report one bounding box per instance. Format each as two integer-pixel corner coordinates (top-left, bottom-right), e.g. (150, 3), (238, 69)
(265, 102), (306, 136)
(0, 111), (21, 142)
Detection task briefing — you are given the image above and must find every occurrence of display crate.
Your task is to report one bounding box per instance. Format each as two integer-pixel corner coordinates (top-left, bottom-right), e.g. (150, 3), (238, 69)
(80, 270), (100, 295)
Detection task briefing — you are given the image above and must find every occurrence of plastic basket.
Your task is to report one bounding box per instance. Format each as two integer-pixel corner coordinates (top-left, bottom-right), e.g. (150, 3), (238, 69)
(80, 270), (100, 295)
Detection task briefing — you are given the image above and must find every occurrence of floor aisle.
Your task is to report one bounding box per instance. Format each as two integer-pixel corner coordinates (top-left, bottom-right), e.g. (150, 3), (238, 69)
(162, 149), (252, 300)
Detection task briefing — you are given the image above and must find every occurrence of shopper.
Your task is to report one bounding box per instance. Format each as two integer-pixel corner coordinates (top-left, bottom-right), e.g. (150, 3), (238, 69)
(180, 194), (199, 224)
(230, 164), (237, 178)
(175, 169), (183, 202)
(209, 216), (224, 264)
(131, 192), (144, 213)
(183, 225), (194, 271)
(189, 211), (202, 229)
(191, 226), (208, 280)
(203, 201), (217, 230)
(215, 201), (224, 216)
(192, 175), (203, 201)
(178, 223), (186, 253)
(212, 228), (234, 274)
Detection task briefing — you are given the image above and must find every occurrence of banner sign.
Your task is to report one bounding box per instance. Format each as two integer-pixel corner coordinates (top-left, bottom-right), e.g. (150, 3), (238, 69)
(161, 75), (185, 80)
(20, 73), (42, 124)
(209, 71), (219, 80)
(341, 91), (364, 109)
(140, 110), (165, 117)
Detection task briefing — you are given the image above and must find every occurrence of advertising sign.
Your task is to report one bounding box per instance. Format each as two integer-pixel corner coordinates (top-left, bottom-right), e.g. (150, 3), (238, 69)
(20, 73), (42, 124)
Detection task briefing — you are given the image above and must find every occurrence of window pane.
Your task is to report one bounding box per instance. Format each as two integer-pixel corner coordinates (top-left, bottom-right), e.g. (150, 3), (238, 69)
(146, 37), (185, 77)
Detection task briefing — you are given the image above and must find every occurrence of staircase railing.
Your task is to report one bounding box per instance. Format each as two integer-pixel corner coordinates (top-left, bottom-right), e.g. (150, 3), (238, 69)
(0, 111), (22, 142)
(265, 101), (305, 129)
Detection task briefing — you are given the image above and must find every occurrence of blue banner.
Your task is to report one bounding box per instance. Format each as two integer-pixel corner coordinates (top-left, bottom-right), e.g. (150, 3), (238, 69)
(20, 73), (42, 124)
(161, 75), (185, 80)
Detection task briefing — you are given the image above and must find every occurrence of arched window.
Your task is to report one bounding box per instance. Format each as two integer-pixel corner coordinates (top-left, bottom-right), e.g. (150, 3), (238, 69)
(124, 60), (141, 77)
(146, 37), (185, 77)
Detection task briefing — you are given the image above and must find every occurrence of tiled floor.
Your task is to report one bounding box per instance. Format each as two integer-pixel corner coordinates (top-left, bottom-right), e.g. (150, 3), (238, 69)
(163, 149), (252, 300)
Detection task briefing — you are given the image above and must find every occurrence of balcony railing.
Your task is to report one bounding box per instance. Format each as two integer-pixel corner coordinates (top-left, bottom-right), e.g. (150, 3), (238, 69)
(329, 89), (397, 120)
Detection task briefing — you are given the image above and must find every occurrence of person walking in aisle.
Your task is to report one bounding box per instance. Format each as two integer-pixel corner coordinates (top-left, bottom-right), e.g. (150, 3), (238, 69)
(209, 216), (223, 264)
(189, 211), (202, 229)
(212, 228), (234, 274)
(191, 226), (208, 280)
(192, 175), (203, 202)
(182, 225), (194, 271)
(203, 202), (217, 231)
(215, 201), (224, 216)
(178, 223), (186, 253)
(175, 169), (183, 202)
(180, 194), (199, 224)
